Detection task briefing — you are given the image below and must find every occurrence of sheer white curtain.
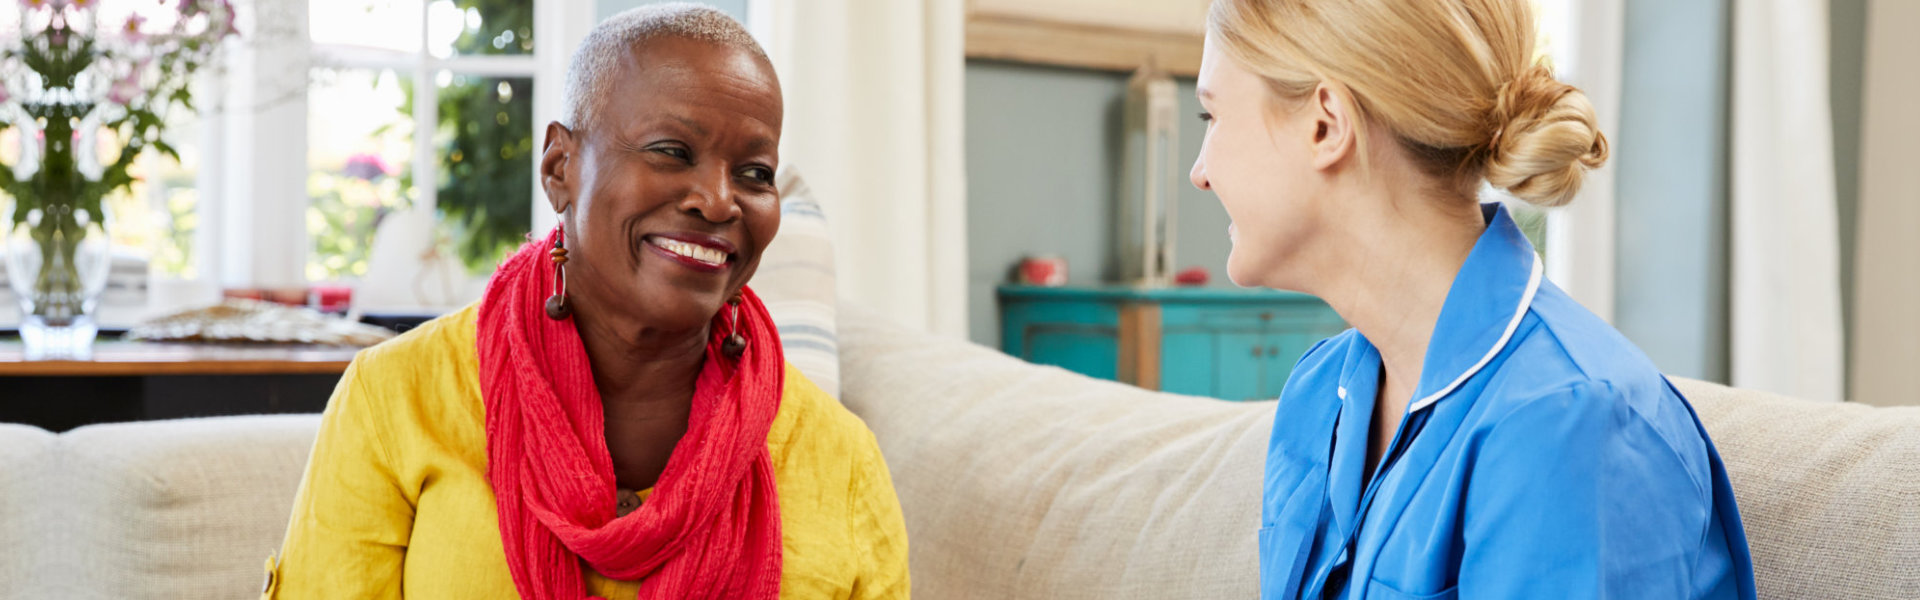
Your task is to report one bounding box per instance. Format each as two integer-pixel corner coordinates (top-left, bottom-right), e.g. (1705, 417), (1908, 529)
(1728, 0), (1845, 402)
(1851, 0), (1920, 407)
(753, 0), (969, 337)
(1542, 0), (1623, 324)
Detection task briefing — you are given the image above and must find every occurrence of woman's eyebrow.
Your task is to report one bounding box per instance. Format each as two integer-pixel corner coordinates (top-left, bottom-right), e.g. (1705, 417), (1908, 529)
(670, 114), (708, 137)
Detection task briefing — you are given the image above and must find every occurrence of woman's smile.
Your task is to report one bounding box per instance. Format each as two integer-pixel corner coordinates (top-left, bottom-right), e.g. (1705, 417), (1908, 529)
(642, 232), (737, 274)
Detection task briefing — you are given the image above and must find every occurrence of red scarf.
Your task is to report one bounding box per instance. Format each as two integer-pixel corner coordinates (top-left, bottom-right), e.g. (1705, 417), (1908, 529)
(476, 228), (784, 600)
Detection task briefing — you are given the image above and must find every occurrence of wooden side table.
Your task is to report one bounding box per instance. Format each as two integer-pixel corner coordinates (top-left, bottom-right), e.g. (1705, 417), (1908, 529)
(999, 285), (1348, 401)
(0, 341), (361, 431)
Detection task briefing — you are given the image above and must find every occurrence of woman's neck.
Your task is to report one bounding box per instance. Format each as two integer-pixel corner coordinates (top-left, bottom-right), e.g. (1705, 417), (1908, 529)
(570, 308), (710, 407)
(1303, 189), (1485, 411)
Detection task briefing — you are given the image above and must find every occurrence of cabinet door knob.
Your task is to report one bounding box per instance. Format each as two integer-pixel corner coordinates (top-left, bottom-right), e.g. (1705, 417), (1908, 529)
(1252, 346), (1263, 357)
(1259, 312), (1273, 321)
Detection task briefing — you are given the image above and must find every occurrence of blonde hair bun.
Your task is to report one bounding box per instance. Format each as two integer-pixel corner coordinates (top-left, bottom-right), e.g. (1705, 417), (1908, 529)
(1482, 65), (1609, 207)
(1209, 0), (1610, 208)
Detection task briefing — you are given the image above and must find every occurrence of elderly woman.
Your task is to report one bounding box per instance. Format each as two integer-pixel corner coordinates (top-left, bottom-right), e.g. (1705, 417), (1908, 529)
(263, 5), (907, 599)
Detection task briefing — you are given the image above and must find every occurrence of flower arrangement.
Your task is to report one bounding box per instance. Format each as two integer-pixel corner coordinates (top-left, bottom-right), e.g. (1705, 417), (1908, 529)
(0, 0), (236, 354)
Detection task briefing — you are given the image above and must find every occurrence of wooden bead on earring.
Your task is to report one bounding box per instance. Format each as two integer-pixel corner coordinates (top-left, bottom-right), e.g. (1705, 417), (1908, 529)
(721, 295), (747, 357)
(544, 232), (572, 320)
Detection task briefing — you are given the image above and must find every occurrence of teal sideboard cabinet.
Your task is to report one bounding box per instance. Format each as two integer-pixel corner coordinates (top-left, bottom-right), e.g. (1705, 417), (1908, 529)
(998, 285), (1349, 401)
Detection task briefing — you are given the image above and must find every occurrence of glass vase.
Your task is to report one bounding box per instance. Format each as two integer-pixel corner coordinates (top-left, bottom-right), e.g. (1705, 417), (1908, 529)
(4, 204), (113, 360)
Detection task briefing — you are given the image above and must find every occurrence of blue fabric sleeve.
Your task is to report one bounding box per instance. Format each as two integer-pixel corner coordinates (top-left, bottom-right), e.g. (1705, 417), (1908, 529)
(1458, 381), (1708, 599)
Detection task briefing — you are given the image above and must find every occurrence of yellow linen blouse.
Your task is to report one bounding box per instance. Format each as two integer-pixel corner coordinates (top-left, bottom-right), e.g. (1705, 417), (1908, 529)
(263, 305), (909, 599)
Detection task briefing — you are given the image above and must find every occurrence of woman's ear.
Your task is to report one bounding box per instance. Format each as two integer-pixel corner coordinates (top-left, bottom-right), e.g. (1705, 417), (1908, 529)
(1308, 83), (1359, 172)
(540, 122), (578, 214)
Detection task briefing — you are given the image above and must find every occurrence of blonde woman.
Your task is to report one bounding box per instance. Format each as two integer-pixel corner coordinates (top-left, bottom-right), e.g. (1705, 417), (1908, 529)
(1189, 1), (1756, 598)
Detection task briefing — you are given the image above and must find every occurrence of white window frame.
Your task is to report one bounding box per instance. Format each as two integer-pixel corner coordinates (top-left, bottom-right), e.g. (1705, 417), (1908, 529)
(177, 0), (591, 313)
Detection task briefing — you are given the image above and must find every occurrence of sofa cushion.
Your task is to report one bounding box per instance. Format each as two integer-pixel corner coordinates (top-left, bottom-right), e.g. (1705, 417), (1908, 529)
(0, 423), (58, 599)
(839, 301), (1271, 599)
(1675, 377), (1920, 599)
(60, 415), (320, 600)
(756, 164), (842, 397)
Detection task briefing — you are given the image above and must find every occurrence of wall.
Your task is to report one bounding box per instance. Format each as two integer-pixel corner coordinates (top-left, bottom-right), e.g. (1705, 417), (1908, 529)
(964, 60), (1233, 347)
(1850, 0), (1920, 406)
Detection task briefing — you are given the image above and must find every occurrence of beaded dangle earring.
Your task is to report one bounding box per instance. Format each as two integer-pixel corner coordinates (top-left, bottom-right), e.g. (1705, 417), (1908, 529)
(721, 295), (747, 358)
(544, 226), (572, 320)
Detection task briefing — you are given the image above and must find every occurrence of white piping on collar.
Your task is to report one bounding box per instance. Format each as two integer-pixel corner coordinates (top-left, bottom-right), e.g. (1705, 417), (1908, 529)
(1406, 254), (1545, 414)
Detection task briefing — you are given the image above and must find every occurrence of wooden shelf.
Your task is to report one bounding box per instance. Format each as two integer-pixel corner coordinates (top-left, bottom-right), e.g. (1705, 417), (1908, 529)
(966, 11), (1204, 77)
(0, 341), (360, 377)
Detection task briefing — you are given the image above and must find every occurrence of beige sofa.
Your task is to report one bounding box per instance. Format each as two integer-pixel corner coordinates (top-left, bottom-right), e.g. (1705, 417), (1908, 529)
(3, 303), (1916, 599)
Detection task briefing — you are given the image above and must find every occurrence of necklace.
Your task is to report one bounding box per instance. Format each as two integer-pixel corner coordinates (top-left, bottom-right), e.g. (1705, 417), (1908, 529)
(615, 488), (644, 517)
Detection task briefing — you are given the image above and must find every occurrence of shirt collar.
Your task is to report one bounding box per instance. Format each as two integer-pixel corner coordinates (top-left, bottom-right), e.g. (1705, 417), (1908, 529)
(1403, 202), (1544, 413)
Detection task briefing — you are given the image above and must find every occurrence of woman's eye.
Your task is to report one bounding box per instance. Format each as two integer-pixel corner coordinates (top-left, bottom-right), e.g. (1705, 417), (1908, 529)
(653, 146), (690, 160)
(740, 167), (775, 183)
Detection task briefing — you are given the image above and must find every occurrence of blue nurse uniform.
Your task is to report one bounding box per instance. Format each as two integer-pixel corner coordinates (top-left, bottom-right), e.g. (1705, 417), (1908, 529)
(1259, 203), (1757, 600)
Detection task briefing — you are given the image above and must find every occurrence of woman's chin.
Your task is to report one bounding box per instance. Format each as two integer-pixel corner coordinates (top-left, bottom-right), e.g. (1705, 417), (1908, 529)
(1225, 253), (1262, 289)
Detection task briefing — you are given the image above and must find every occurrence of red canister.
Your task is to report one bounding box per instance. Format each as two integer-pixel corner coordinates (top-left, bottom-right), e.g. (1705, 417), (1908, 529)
(1018, 255), (1069, 287)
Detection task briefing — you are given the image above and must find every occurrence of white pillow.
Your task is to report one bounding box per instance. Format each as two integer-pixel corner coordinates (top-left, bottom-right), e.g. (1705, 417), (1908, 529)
(754, 164), (841, 398)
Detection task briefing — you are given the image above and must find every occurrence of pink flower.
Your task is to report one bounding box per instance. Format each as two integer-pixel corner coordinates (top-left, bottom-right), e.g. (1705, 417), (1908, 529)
(122, 13), (146, 43)
(216, 0), (238, 36)
(342, 153), (394, 181)
(106, 69), (142, 105)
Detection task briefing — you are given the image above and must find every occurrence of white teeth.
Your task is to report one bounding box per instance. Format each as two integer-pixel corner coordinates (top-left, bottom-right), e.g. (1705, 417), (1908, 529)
(649, 238), (729, 266)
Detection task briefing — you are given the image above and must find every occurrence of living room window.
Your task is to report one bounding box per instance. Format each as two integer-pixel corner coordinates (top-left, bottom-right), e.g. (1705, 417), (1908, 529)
(305, 0), (538, 283)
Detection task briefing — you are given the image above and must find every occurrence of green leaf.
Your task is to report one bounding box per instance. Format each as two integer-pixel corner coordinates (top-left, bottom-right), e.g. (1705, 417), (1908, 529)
(153, 140), (180, 162)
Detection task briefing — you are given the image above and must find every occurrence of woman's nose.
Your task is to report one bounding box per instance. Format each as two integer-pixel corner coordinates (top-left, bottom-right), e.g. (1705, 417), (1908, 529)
(680, 168), (742, 223)
(1190, 156), (1211, 191)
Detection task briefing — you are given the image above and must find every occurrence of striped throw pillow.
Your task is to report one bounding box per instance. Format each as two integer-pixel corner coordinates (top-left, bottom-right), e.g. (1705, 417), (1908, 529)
(755, 164), (841, 398)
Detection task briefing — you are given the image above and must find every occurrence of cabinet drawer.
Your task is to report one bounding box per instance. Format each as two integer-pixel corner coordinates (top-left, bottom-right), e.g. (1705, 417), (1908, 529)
(1022, 325), (1120, 381)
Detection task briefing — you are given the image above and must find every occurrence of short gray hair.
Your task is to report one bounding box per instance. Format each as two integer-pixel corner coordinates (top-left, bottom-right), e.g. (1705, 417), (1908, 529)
(560, 3), (769, 131)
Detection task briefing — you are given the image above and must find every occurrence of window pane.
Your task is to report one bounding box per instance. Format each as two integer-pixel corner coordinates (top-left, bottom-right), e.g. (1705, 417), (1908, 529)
(435, 75), (533, 272)
(1534, 0), (1577, 77)
(308, 68), (416, 282)
(310, 0), (424, 53)
(107, 108), (203, 279)
(428, 0), (534, 58)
